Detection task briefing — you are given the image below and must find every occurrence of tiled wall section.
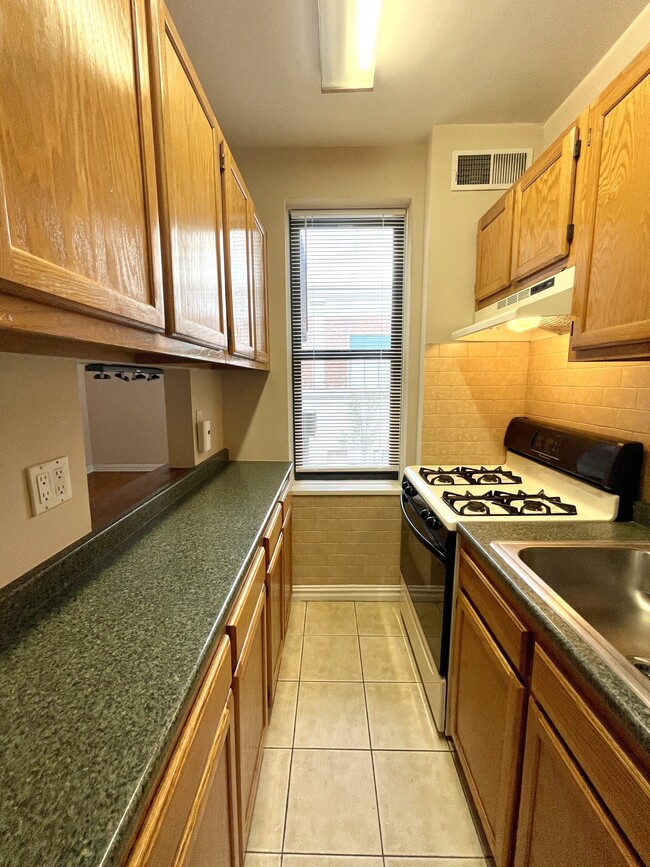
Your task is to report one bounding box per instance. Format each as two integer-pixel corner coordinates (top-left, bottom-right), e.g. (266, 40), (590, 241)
(293, 496), (401, 586)
(525, 335), (650, 502)
(422, 336), (650, 503)
(421, 342), (529, 466)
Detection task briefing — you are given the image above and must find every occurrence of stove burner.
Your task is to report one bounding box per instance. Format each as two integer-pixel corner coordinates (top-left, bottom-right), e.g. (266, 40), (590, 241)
(442, 489), (578, 518)
(419, 465), (523, 486)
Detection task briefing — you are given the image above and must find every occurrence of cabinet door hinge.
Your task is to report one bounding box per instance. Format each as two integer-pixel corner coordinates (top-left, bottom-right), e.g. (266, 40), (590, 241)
(573, 139), (582, 159)
(566, 223), (575, 243)
(587, 127), (592, 146)
(227, 325), (233, 347)
(219, 149), (226, 172)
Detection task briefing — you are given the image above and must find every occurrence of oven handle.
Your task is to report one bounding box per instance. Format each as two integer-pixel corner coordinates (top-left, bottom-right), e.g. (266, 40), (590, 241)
(400, 493), (447, 561)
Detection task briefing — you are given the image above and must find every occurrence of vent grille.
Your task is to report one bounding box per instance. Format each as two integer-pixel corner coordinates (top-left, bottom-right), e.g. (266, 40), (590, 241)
(452, 149), (533, 191)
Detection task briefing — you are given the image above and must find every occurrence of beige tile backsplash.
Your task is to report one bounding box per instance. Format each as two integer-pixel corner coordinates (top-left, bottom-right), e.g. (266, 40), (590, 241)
(422, 334), (650, 502)
(293, 496), (401, 587)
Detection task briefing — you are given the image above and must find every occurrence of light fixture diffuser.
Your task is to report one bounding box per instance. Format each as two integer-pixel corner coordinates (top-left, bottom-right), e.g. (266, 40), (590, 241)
(318, 0), (383, 92)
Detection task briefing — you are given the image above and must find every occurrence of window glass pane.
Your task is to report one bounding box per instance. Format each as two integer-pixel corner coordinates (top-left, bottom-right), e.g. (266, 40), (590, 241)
(290, 211), (405, 477)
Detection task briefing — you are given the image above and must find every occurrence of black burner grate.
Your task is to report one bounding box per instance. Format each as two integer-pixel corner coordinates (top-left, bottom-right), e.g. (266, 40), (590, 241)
(442, 489), (578, 517)
(419, 465), (523, 486)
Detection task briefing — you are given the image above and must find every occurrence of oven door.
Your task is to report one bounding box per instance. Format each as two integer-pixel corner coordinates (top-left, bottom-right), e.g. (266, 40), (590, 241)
(400, 490), (454, 677)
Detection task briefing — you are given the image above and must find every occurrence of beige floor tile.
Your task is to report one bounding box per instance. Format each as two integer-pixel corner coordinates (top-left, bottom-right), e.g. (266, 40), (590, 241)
(284, 858), (383, 866)
(365, 682), (448, 750)
(278, 634), (303, 681)
(385, 860), (485, 867)
(355, 602), (405, 636)
(245, 856), (282, 867)
(285, 600), (306, 636)
(359, 636), (417, 682)
(373, 751), (483, 857)
(300, 635), (362, 681)
(247, 749), (292, 852)
(305, 601), (358, 635)
(265, 681), (298, 748)
(294, 682), (369, 749)
(284, 749), (382, 855)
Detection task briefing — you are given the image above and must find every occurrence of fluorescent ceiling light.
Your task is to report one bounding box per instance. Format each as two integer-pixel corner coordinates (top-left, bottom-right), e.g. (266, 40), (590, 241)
(506, 316), (543, 333)
(318, 0), (383, 92)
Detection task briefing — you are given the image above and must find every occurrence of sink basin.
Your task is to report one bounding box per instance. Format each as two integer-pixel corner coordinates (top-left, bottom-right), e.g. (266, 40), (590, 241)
(493, 542), (650, 690)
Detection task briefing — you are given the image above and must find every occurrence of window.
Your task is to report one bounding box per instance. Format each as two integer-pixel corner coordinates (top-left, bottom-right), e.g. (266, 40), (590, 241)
(289, 210), (405, 480)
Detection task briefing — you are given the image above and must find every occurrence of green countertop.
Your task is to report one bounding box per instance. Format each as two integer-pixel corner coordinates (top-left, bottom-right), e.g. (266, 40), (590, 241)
(0, 460), (291, 867)
(457, 519), (650, 756)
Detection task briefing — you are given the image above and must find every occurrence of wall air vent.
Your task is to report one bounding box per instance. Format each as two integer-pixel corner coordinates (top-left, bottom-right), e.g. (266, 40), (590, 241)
(451, 149), (533, 191)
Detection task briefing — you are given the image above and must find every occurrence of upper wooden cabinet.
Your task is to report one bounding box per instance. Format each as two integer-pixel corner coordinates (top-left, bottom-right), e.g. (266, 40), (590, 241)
(149, 2), (228, 350)
(222, 146), (256, 359)
(511, 125), (580, 283)
(0, 0), (164, 330)
(571, 44), (650, 359)
(475, 189), (514, 304)
(250, 211), (270, 364)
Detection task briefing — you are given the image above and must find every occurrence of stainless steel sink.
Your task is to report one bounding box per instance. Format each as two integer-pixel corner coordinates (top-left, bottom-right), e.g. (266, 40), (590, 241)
(493, 542), (650, 694)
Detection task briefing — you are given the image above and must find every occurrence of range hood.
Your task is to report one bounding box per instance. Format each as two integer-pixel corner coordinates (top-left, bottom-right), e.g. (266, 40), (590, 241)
(452, 266), (575, 342)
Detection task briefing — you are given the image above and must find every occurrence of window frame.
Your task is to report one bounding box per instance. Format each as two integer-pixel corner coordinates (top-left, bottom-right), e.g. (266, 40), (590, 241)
(287, 208), (407, 482)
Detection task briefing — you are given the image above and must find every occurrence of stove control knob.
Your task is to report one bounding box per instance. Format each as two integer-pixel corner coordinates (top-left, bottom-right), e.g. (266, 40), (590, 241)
(425, 514), (441, 530)
(402, 481), (416, 497)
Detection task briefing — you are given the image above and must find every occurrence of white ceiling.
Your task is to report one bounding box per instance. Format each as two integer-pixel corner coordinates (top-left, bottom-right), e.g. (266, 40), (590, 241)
(164, 0), (647, 148)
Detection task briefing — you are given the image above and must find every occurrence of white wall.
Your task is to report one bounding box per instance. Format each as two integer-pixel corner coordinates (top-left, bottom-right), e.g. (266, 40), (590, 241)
(423, 123), (544, 345)
(221, 145), (428, 467)
(544, 3), (650, 146)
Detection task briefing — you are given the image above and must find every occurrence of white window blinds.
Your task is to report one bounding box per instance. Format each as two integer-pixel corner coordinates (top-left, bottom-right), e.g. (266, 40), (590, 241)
(289, 210), (405, 479)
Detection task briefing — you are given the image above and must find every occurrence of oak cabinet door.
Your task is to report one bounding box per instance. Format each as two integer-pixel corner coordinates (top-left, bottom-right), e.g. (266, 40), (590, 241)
(152, 5), (228, 349)
(266, 532), (285, 706)
(282, 507), (293, 631)
(222, 148), (255, 359)
(511, 126), (579, 282)
(233, 587), (268, 853)
(126, 637), (240, 867)
(571, 46), (650, 354)
(475, 190), (514, 303)
(250, 211), (270, 364)
(449, 592), (527, 867)
(514, 700), (638, 867)
(0, 0), (164, 329)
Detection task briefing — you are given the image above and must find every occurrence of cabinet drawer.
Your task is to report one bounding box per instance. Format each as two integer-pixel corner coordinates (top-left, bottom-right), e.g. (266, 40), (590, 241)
(458, 549), (531, 675)
(126, 635), (235, 866)
(263, 503), (283, 562)
(532, 646), (650, 864)
(280, 479), (292, 521)
(227, 547), (266, 668)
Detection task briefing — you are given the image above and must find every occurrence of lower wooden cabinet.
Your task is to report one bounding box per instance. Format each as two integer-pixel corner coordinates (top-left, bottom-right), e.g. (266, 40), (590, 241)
(125, 636), (240, 867)
(450, 592), (526, 867)
(266, 532), (285, 706)
(453, 543), (650, 867)
(282, 506), (293, 631)
(514, 699), (638, 867)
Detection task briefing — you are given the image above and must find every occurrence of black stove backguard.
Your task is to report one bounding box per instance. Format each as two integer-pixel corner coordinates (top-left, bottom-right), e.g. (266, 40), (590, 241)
(504, 417), (644, 520)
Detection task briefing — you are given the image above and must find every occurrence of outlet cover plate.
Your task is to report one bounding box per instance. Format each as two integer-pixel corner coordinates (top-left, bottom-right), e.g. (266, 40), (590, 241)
(27, 456), (72, 516)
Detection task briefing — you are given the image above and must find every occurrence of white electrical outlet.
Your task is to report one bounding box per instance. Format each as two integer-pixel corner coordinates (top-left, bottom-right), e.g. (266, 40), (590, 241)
(27, 456), (72, 516)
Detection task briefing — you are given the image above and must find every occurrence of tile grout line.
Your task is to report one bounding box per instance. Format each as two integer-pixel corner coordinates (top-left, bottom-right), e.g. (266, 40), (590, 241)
(278, 603), (305, 858)
(356, 601), (387, 863)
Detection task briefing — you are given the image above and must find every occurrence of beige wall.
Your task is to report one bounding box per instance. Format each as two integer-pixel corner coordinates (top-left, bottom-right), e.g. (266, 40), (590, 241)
(423, 123), (544, 345)
(421, 342), (529, 467)
(293, 495), (401, 587)
(83, 371), (168, 468)
(525, 335), (650, 502)
(543, 4), (650, 146)
(0, 354), (92, 588)
(165, 368), (224, 468)
(421, 337), (650, 503)
(221, 144), (428, 467)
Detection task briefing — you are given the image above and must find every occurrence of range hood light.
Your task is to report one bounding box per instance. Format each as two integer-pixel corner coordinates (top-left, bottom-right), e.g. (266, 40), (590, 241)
(506, 316), (542, 333)
(85, 363), (164, 382)
(318, 0), (383, 92)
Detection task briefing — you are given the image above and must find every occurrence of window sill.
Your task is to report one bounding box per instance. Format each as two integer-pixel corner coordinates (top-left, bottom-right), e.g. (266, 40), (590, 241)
(291, 480), (402, 496)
